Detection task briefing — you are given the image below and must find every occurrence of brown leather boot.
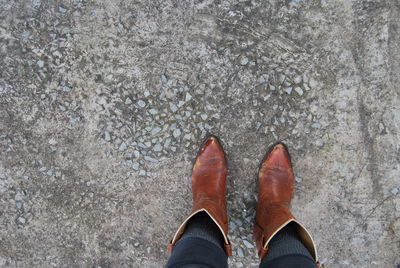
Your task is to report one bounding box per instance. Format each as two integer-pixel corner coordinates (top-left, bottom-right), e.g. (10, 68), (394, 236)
(254, 143), (319, 264)
(168, 136), (232, 256)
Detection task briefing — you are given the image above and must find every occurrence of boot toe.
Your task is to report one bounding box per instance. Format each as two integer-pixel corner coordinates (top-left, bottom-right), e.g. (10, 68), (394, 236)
(260, 143), (291, 171)
(196, 136), (225, 163)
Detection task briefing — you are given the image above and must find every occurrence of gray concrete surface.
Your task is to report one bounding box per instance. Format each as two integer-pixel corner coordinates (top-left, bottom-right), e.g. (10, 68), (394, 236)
(1, 0), (399, 267)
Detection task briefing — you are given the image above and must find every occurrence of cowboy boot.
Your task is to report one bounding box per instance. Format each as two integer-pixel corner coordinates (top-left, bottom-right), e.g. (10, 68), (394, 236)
(253, 143), (319, 265)
(168, 136), (232, 256)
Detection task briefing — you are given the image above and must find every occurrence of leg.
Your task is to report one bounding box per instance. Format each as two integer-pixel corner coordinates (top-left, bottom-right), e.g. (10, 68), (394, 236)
(258, 223), (318, 268)
(166, 212), (228, 268)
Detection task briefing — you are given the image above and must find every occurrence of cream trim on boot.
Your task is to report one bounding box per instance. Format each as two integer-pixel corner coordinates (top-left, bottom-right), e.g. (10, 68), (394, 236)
(262, 219), (318, 262)
(168, 208), (231, 255)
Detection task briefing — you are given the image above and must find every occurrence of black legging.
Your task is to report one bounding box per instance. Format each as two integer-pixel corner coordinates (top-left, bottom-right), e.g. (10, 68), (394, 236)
(166, 237), (317, 268)
(166, 216), (318, 268)
(166, 237), (228, 268)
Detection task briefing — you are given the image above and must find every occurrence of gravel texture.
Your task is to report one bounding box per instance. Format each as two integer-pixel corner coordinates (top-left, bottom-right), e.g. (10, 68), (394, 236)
(1, 0), (399, 267)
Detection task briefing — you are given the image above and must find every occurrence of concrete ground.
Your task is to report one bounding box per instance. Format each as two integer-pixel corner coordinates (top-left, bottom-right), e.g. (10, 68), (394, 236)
(1, 0), (399, 267)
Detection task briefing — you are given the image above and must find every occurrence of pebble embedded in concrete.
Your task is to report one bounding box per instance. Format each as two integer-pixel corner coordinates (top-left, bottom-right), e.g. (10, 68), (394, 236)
(15, 193), (23, 201)
(315, 140), (324, 147)
(148, 108), (158, 115)
(137, 100), (146, 107)
(294, 87), (304, 96)
(59, 6), (67, 13)
(125, 98), (132, 104)
(284, 87), (292, 94)
(119, 142), (127, 152)
(243, 240), (254, 249)
(173, 129), (181, 138)
(259, 74), (269, 83)
(153, 144), (162, 152)
(240, 56), (249, 65)
(312, 123), (321, 129)
(237, 247), (245, 257)
(144, 156), (158, 163)
(132, 162), (140, 170)
(185, 93), (192, 102)
(104, 131), (111, 141)
(151, 127), (161, 135)
(17, 217), (26, 224)
(169, 103), (178, 112)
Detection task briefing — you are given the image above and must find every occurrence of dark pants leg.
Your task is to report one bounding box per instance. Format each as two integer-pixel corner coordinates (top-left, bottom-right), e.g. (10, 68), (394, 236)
(166, 215), (316, 268)
(260, 254), (317, 268)
(166, 212), (228, 268)
(165, 237), (228, 268)
(259, 223), (318, 268)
